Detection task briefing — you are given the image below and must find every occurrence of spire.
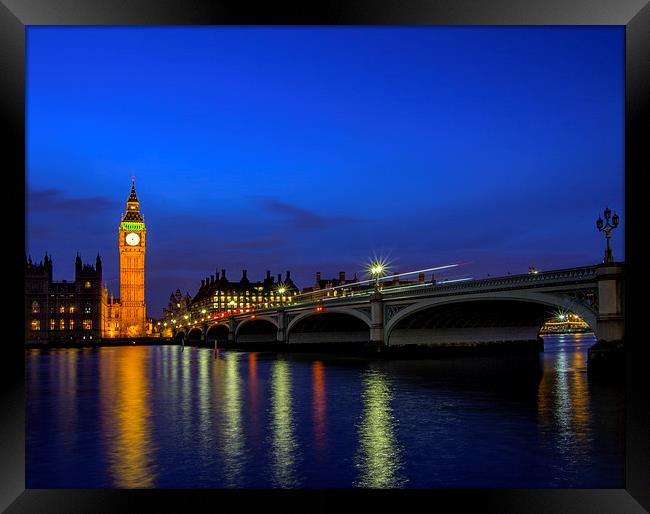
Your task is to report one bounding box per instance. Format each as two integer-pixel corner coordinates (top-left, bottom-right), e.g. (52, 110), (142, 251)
(129, 176), (138, 202)
(122, 177), (144, 222)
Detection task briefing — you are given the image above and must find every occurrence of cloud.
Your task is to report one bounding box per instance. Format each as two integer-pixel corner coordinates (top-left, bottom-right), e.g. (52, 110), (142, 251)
(260, 198), (365, 229)
(222, 238), (286, 249)
(27, 188), (117, 213)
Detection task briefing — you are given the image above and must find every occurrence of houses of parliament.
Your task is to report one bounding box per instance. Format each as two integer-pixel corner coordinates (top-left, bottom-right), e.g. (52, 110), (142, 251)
(25, 179), (151, 342)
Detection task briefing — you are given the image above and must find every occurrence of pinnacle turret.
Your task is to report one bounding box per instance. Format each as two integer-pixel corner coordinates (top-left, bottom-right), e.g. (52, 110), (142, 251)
(128, 176), (139, 203)
(122, 177), (144, 222)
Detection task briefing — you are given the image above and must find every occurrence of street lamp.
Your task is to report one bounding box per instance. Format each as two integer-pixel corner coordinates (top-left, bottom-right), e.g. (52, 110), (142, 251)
(596, 207), (620, 263)
(368, 259), (387, 291)
(276, 284), (286, 307)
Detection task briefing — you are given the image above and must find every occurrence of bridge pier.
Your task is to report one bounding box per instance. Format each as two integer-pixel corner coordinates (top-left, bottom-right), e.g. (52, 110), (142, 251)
(277, 310), (287, 343)
(595, 262), (625, 342)
(370, 294), (384, 350)
(228, 319), (236, 344)
(589, 263), (625, 368)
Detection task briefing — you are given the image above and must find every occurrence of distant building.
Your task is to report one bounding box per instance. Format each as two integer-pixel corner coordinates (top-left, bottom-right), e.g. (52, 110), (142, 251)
(162, 269), (299, 331)
(301, 271), (359, 299)
(159, 289), (192, 336)
(385, 271), (431, 287)
(25, 253), (105, 342)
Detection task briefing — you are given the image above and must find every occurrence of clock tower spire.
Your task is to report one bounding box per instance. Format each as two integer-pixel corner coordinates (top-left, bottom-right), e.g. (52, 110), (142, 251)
(118, 177), (147, 337)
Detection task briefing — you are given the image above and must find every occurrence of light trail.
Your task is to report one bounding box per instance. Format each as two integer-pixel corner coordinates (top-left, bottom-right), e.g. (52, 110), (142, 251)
(186, 264), (469, 322)
(380, 276), (473, 292)
(289, 263), (461, 299)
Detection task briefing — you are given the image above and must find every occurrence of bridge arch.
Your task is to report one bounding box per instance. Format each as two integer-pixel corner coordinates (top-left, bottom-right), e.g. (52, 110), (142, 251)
(385, 292), (597, 346)
(235, 316), (278, 335)
(286, 307), (371, 335)
(287, 308), (371, 345)
(174, 330), (186, 342)
(186, 327), (203, 343)
(236, 317), (278, 345)
(206, 323), (229, 343)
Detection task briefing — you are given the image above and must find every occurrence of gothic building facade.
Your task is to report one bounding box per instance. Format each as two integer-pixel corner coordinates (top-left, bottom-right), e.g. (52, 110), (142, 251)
(25, 253), (106, 342)
(25, 179), (151, 342)
(159, 270), (299, 334)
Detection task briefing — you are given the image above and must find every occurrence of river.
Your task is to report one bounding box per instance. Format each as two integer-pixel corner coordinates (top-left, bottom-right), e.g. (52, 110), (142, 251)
(25, 333), (624, 488)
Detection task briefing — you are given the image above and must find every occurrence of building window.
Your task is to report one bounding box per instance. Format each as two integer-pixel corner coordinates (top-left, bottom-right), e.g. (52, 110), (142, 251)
(31, 319), (41, 331)
(83, 319), (92, 330)
(69, 306), (75, 313)
(59, 305), (66, 313)
(31, 301), (40, 314)
(84, 303), (92, 314)
(49, 319), (55, 330)
(85, 281), (91, 289)
(59, 319), (65, 330)
(69, 319), (75, 331)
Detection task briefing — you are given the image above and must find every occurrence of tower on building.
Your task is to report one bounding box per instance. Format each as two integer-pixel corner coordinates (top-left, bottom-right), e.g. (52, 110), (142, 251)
(118, 177), (147, 337)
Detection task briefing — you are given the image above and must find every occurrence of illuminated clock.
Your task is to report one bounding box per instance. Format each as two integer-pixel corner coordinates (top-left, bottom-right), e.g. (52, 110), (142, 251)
(125, 232), (140, 246)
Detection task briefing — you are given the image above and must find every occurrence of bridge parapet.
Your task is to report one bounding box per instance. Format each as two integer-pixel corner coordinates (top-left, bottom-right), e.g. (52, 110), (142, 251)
(224, 265), (601, 318)
(380, 265), (599, 299)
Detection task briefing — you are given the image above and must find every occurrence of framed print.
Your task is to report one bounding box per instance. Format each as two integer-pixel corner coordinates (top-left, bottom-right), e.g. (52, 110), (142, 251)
(3, 0), (649, 511)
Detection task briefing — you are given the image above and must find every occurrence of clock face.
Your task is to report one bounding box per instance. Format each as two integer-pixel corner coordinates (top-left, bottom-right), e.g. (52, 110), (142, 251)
(125, 232), (140, 246)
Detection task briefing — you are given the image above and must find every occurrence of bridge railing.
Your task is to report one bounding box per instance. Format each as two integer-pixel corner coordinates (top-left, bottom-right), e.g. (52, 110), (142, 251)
(379, 265), (599, 298)
(226, 265), (600, 318)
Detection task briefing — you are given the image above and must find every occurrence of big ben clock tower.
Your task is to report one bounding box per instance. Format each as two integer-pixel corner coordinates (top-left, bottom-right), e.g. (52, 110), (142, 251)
(119, 177), (147, 337)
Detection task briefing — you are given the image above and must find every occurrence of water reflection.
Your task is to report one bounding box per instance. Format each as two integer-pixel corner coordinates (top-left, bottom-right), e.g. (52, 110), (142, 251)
(220, 352), (245, 486)
(101, 347), (157, 488)
(26, 338), (622, 489)
(312, 361), (327, 456)
(56, 350), (78, 452)
(248, 353), (260, 445)
(269, 359), (300, 487)
(537, 335), (594, 479)
(355, 369), (406, 488)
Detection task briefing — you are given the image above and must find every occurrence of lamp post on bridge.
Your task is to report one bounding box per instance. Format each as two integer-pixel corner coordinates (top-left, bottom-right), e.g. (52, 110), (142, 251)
(276, 284), (286, 307)
(368, 261), (386, 292)
(596, 207), (620, 264)
(367, 258), (388, 351)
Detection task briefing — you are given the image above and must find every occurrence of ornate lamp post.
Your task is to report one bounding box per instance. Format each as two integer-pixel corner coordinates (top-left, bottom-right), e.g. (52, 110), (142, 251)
(368, 261), (386, 292)
(596, 207), (620, 264)
(277, 285), (286, 307)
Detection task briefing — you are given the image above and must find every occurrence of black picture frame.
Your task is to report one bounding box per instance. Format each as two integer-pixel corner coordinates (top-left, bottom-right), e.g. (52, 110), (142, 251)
(3, 1), (649, 511)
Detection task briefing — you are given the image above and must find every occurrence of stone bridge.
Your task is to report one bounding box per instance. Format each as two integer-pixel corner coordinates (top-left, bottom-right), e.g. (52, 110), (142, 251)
(173, 262), (624, 348)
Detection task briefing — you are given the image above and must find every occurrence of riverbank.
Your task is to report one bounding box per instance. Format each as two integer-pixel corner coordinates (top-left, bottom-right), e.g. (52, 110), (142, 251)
(26, 337), (546, 359)
(587, 339), (625, 375)
(24, 337), (164, 349)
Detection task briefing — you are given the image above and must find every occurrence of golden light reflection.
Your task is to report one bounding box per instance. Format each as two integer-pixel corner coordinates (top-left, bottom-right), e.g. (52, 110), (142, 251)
(56, 350), (78, 451)
(197, 349), (211, 444)
(355, 369), (406, 488)
(312, 361), (327, 455)
(220, 352), (245, 486)
(270, 359), (300, 488)
(101, 347), (156, 488)
(248, 353), (260, 444)
(570, 349), (590, 446)
(537, 336), (592, 452)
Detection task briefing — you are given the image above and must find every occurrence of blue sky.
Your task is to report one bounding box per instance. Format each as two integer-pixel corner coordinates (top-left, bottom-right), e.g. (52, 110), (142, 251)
(26, 26), (624, 317)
